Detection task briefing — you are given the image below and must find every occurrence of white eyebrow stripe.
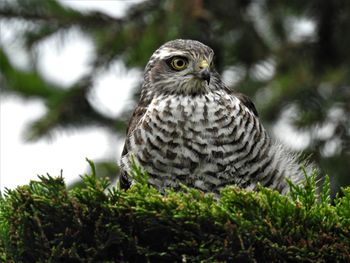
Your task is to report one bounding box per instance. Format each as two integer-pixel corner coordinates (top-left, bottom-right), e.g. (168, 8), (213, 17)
(153, 48), (187, 60)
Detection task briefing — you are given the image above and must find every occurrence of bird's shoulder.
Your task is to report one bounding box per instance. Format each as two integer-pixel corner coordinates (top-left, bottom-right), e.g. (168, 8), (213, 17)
(225, 87), (259, 117)
(125, 102), (148, 137)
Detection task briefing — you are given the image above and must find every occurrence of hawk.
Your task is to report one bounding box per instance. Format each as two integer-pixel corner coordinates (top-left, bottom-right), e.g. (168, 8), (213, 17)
(119, 39), (303, 195)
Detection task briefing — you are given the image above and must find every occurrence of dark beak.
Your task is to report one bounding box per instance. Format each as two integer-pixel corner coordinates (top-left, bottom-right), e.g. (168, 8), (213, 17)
(199, 68), (211, 84)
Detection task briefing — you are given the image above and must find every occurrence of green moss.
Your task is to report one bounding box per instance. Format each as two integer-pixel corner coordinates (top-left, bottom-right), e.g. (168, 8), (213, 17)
(1, 161), (349, 262)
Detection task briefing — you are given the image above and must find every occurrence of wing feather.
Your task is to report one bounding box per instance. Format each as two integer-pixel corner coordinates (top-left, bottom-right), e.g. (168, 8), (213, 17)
(224, 87), (259, 117)
(119, 88), (150, 190)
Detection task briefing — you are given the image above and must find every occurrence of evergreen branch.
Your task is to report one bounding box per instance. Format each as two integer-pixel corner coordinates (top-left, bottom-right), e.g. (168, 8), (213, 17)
(0, 2), (122, 28)
(0, 162), (349, 261)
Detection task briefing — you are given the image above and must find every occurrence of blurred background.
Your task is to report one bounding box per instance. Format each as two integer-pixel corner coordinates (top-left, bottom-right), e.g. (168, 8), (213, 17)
(1, 0), (349, 197)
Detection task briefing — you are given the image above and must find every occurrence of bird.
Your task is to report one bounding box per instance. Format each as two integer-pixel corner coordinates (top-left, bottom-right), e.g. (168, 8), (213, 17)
(119, 39), (303, 195)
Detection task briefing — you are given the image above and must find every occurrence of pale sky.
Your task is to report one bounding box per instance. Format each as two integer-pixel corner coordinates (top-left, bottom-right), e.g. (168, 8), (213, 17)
(0, 0), (144, 191)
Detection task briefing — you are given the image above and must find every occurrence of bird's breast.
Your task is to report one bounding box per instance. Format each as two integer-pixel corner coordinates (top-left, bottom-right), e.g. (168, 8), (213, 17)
(146, 92), (239, 130)
(123, 91), (264, 191)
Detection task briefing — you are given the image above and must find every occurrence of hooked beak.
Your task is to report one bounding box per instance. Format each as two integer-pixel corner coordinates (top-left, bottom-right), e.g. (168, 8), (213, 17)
(196, 59), (211, 84)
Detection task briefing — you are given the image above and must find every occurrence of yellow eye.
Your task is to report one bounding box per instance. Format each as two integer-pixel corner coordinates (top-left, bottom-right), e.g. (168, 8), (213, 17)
(170, 57), (188, 71)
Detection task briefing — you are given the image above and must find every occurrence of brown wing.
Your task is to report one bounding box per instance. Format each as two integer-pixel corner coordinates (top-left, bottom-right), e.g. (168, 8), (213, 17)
(235, 92), (259, 117)
(119, 95), (149, 190)
(226, 88), (259, 117)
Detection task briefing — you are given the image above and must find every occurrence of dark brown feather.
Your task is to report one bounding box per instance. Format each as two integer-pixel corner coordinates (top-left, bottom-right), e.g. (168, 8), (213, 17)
(232, 90), (259, 117)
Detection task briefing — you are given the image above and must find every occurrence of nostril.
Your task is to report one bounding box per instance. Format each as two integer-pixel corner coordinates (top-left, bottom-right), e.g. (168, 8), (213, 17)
(198, 60), (209, 71)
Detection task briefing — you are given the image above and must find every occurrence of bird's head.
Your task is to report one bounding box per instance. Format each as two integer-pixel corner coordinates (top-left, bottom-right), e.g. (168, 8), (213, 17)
(143, 39), (217, 96)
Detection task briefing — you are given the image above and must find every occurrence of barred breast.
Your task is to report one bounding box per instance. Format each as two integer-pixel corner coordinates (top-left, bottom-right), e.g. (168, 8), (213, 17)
(120, 90), (302, 194)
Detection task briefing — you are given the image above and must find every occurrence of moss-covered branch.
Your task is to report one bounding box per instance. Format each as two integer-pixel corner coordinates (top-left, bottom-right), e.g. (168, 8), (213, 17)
(1, 161), (349, 262)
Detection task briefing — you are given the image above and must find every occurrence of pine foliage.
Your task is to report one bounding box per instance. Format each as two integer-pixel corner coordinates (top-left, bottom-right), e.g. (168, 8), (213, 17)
(1, 161), (349, 262)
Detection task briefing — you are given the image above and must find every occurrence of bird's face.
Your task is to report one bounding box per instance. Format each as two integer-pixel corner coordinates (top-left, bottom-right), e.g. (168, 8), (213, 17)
(145, 39), (216, 95)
